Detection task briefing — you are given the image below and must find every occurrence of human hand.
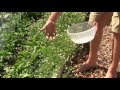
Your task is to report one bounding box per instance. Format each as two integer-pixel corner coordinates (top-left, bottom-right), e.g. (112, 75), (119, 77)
(40, 20), (56, 40)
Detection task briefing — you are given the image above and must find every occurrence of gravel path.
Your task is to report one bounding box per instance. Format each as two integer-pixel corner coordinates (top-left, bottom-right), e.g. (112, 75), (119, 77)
(72, 27), (120, 78)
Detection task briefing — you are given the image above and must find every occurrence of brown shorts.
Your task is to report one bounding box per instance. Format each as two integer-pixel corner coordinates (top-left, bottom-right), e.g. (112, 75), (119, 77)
(89, 12), (120, 33)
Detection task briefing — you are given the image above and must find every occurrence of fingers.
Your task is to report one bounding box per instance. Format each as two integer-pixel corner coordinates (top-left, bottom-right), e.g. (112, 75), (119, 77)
(46, 36), (56, 40)
(40, 20), (56, 40)
(45, 32), (56, 40)
(40, 26), (46, 32)
(40, 27), (56, 40)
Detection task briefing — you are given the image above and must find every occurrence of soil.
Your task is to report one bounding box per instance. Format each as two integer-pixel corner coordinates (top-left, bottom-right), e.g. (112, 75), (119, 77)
(61, 26), (120, 78)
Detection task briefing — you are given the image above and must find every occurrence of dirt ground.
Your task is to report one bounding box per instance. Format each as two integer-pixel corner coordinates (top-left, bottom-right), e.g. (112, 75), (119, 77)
(71, 27), (120, 78)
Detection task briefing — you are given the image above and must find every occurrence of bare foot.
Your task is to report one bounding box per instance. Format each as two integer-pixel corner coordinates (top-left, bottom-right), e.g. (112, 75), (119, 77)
(75, 62), (97, 73)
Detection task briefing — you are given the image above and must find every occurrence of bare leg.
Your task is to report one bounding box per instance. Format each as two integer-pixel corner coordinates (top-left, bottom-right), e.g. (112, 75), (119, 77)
(105, 33), (120, 78)
(76, 12), (113, 73)
(76, 23), (103, 72)
(86, 23), (103, 65)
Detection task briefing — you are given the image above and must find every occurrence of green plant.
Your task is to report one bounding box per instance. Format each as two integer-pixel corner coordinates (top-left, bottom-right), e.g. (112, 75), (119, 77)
(1, 12), (88, 78)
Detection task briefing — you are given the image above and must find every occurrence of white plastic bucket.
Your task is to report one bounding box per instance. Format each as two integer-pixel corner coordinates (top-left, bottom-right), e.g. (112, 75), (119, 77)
(67, 22), (96, 44)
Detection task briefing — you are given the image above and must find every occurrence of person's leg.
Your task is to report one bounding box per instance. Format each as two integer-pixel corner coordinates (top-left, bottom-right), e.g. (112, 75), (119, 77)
(76, 12), (113, 72)
(105, 12), (120, 78)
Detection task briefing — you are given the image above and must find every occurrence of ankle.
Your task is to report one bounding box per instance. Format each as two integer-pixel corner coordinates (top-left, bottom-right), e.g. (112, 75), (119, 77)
(105, 71), (117, 78)
(85, 57), (97, 65)
(107, 64), (118, 74)
(85, 60), (97, 66)
(107, 69), (117, 75)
